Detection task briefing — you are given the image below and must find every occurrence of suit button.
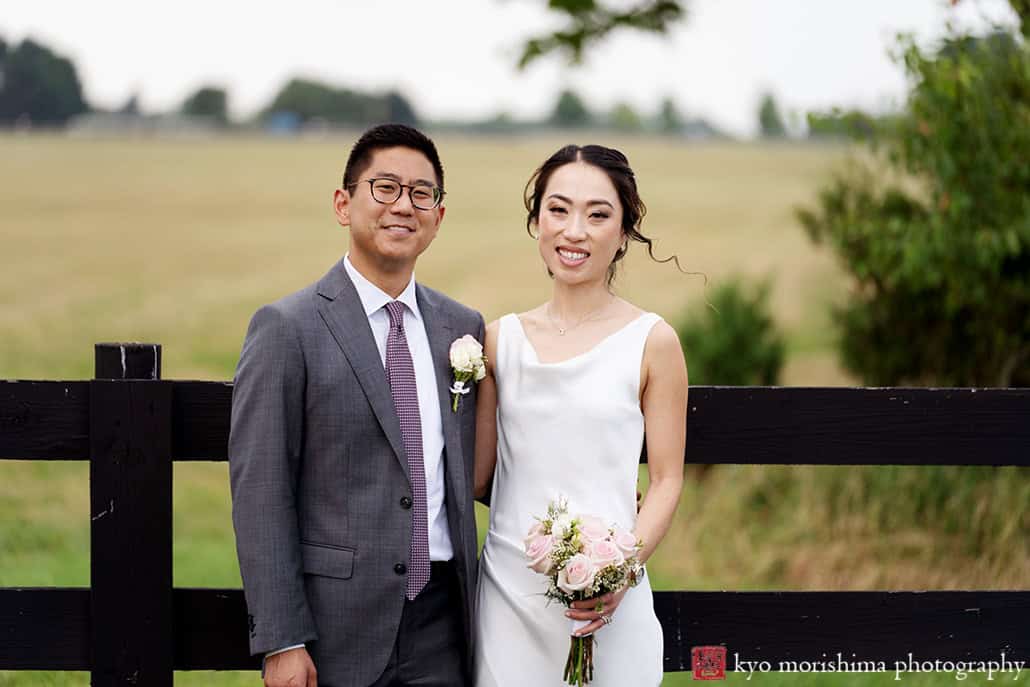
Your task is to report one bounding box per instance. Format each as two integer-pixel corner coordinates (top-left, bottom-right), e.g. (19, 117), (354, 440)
(394, 563), (407, 575)
(400, 496), (412, 509)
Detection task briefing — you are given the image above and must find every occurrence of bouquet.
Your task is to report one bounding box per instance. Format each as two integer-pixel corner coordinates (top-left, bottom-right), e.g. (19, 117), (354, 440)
(523, 498), (643, 686)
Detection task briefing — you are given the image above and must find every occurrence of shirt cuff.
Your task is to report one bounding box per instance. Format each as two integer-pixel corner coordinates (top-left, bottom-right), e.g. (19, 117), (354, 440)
(265, 644), (305, 659)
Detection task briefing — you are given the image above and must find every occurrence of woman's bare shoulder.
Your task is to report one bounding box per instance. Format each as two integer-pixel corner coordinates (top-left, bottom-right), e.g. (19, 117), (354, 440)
(644, 318), (687, 369)
(514, 305), (549, 331)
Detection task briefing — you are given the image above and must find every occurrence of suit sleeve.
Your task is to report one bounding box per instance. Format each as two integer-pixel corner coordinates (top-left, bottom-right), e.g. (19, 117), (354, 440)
(228, 304), (318, 655)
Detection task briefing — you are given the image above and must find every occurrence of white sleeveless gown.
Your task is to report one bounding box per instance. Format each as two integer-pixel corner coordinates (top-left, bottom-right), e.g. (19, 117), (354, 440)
(474, 312), (665, 686)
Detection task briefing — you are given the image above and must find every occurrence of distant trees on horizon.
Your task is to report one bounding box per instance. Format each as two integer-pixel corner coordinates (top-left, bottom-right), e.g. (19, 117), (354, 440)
(262, 78), (418, 129)
(1, 31), (892, 140)
(0, 36), (88, 126)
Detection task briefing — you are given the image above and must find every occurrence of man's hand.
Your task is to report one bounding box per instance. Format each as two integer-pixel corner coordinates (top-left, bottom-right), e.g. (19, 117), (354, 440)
(264, 647), (317, 687)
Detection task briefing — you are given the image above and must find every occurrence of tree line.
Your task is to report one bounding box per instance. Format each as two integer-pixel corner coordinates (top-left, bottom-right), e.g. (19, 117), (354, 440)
(0, 37), (87, 126)
(0, 33), (880, 138)
(0, 35), (420, 130)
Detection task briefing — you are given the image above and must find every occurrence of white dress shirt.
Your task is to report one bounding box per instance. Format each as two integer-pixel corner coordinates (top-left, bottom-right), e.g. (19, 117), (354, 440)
(342, 254), (453, 562)
(267, 255), (454, 660)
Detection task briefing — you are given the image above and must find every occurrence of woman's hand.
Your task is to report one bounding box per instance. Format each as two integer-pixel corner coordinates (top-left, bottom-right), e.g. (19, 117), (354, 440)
(566, 585), (629, 636)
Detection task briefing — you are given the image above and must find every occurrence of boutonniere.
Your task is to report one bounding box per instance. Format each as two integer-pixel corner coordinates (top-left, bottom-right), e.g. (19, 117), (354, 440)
(448, 335), (487, 412)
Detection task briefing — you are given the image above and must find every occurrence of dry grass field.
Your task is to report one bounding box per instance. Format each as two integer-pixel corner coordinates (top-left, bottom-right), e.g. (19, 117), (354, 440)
(2, 133), (1025, 686)
(0, 132), (849, 383)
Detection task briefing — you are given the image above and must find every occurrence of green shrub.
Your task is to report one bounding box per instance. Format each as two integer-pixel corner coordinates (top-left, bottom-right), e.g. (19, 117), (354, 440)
(797, 13), (1030, 387)
(675, 277), (786, 386)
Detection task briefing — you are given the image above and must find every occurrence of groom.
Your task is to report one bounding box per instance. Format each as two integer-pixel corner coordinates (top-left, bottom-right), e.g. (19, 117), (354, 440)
(229, 124), (484, 687)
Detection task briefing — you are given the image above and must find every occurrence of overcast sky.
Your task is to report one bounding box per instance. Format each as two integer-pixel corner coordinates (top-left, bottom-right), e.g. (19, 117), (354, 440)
(2, 0), (1019, 136)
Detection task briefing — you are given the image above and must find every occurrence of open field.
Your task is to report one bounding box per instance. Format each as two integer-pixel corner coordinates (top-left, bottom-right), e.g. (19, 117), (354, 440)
(1, 134), (1026, 685)
(0, 132), (849, 383)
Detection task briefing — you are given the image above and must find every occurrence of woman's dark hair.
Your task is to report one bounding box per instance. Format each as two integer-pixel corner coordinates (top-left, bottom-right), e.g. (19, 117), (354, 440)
(524, 144), (681, 286)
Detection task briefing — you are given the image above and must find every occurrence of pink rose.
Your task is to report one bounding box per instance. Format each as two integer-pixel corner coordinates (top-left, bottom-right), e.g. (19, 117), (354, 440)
(557, 553), (597, 593)
(586, 539), (625, 568)
(525, 534), (555, 574)
(525, 520), (545, 541)
(577, 515), (610, 544)
(611, 526), (640, 557)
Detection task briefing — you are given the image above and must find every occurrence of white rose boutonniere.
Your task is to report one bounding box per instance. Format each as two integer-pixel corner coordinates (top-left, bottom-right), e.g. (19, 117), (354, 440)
(448, 334), (487, 412)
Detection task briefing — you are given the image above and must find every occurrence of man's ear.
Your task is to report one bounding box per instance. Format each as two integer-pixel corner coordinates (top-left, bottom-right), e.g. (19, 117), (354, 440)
(333, 188), (351, 227)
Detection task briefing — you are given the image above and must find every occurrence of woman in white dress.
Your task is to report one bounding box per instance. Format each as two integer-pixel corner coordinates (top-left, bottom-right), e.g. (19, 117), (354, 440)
(473, 144), (688, 686)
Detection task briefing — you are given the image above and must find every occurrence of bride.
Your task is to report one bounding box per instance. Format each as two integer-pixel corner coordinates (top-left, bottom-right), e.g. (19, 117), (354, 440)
(473, 144), (688, 685)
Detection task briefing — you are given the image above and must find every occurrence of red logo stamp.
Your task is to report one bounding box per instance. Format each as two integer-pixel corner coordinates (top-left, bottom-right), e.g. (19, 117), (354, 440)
(692, 646), (727, 680)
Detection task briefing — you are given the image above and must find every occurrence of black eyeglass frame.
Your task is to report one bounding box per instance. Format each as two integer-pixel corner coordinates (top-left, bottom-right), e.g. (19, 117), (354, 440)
(345, 177), (446, 210)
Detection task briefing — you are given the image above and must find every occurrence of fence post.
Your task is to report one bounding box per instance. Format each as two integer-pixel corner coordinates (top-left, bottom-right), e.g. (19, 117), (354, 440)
(90, 343), (173, 686)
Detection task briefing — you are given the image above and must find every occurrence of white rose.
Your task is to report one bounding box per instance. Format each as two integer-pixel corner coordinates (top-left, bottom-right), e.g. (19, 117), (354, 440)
(449, 335), (483, 373)
(551, 513), (573, 539)
(474, 360), (487, 381)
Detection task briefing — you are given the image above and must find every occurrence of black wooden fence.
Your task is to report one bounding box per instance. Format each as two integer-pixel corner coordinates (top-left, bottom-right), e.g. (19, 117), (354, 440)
(1, 342), (1027, 685)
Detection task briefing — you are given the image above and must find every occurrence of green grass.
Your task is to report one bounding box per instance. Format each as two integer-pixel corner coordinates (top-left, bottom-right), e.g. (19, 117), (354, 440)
(1, 134), (1026, 686)
(2, 667), (1020, 685)
(645, 464), (1028, 592)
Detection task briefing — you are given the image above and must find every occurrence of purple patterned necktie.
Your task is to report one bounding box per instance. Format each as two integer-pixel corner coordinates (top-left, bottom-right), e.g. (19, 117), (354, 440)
(384, 300), (430, 599)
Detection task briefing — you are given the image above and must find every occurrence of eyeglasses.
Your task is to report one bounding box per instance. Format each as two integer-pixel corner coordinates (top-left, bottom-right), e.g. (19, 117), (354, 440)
(347, 178), (445, 210)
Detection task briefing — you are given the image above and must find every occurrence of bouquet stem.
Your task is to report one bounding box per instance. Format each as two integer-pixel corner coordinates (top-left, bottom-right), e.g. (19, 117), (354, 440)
(563, 634), (594, 685)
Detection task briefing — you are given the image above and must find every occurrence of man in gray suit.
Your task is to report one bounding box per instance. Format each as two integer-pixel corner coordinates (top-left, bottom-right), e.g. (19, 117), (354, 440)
(229, 124), (484, 687)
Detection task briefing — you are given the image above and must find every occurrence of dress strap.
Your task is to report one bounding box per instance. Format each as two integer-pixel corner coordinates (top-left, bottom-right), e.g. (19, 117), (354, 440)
(619, 313), (664, 397)
(625, 313), (664, 355)
(493, 313), (522, 385)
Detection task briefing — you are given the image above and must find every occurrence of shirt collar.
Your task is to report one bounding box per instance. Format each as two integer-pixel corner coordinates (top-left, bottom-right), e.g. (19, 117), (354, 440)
(343, 254), (421, 322)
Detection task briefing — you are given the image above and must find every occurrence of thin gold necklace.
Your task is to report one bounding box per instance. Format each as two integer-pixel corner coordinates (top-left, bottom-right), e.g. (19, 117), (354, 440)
(546, 296), (615, 336)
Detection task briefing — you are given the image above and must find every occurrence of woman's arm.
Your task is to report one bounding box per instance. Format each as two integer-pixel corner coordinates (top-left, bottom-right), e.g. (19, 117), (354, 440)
(634, 319), (688, 563)
(567, 318), (688, 635)
(473, 319), (501, 502)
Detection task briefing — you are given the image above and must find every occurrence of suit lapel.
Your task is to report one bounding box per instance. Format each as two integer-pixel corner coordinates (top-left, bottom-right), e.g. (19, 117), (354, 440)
(315, 260), (408, 479)
(417, 285), (469, 524)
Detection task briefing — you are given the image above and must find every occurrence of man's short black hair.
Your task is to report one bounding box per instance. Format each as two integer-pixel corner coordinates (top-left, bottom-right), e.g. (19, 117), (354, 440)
(342, 123), (445, 191)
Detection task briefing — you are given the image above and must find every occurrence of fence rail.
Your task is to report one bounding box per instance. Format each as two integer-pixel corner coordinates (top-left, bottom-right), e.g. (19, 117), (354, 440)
(1, 343), (1027, 684)
(6, 380), (1029, 465)
(2, 588), (1027, 673)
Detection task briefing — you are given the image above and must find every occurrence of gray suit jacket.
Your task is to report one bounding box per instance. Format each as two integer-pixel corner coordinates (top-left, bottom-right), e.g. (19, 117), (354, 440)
(228, 257), (484, 687)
